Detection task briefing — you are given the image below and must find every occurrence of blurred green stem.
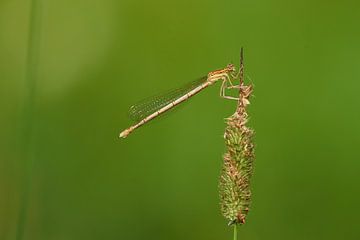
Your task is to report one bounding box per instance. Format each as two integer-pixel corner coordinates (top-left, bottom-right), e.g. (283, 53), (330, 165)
(16, 0), (42, 239)
(233, 224), (237, 240)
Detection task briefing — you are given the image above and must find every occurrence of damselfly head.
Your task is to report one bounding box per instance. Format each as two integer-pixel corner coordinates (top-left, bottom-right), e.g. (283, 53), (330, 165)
(226, 63), (235, 72)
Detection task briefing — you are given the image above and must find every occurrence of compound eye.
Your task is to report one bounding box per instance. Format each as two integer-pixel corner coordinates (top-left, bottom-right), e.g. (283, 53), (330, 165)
(227, 63), (235, 71)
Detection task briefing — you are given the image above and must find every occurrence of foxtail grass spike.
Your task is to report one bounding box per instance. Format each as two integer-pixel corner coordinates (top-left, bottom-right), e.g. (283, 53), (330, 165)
(219, 48), (255, 226)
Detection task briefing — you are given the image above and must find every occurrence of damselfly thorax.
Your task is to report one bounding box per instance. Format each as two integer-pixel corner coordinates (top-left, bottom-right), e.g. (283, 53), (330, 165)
(119, 63), (241, 138)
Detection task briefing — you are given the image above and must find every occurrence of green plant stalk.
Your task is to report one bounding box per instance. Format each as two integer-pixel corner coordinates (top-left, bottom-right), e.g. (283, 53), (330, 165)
(233, 224), (237, 240)
(16, 0), (42, 239)
(219, 49), (255, 229)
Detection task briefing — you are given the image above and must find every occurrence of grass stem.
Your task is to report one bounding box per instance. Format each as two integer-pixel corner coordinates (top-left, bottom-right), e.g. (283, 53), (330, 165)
(16, 0), (42, 239)
(233, 224), (237, 240)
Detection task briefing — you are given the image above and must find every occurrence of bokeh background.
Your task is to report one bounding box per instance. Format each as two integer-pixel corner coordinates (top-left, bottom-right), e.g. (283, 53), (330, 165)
(1, 0), (360, 239)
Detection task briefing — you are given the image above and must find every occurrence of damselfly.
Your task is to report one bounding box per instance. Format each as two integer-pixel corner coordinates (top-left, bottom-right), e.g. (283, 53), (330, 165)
(119, 61), (243, 138)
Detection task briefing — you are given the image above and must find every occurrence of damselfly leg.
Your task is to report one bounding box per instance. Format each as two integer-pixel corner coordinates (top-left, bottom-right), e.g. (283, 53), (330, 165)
(220, 78), (240, 101)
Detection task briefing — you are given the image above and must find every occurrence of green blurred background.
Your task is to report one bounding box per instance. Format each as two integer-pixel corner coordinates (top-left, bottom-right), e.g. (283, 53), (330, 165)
(1, 0), (360, 239)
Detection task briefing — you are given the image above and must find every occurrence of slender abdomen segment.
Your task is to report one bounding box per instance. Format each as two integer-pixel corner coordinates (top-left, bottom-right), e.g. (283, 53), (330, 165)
(119, 81), (211, 138)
